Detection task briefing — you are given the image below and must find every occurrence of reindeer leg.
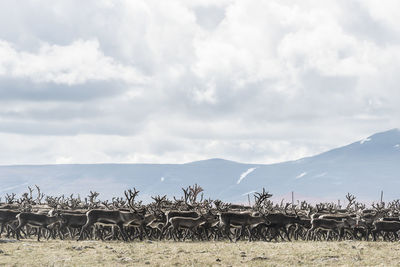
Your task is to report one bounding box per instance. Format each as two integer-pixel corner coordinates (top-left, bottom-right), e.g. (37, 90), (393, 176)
(6, 224), (11, 238)
(57, 223), (66, 240)
(19, 227), (27, 239)
(37, 227), (42, 242)
(282, 226), (291, 241)
(160, 222), (170, 240)
(188, 228), (196, 241)
(67, 227), (75, 239)
(14, 222), (26, 240)
(306, 226), (315, 241)
(225, 224), (233, 242)
(45, 226), (53, 240)
(372, 229), (378, 241)
(0, 223), (4, 236)
(78, 222), (92, 241)
(247, 226), (253, 242)
(170, 226), (178, 241)
(117, 222), (128, 241)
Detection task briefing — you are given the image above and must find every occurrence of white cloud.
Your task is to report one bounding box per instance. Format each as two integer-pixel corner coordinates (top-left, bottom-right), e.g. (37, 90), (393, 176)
(0, 1), (399, 165)
(192, 81), (217, 104)
(0, 39), (146, 85)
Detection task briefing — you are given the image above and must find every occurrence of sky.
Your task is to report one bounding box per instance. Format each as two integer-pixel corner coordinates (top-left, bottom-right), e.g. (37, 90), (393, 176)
(0, 0), (399, 165)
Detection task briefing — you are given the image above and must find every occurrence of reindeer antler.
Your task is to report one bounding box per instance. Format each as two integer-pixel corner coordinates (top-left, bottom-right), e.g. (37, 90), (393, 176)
(181, 187), (190, 204)
(124, 188), (139, 211)
(254, 188), (273, 208)
(189, 184), (203, 204)
(346, 193), (356, 210)
(151, 195), (167, 207)
(372, 201), (385, 212)
(35, 185), (44, 204)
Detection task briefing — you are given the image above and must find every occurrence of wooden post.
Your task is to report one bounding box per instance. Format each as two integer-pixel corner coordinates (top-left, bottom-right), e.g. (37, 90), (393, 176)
(381, 190), (384, 204)
(338, 199), (341, 208)
(247, 194), (251, 206)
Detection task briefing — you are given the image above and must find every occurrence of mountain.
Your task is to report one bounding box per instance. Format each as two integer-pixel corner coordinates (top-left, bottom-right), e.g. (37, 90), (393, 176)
(1, 129), (400, 203)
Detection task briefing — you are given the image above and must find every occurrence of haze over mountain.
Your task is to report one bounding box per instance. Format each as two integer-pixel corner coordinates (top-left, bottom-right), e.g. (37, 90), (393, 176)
(0, 129), (399, 204)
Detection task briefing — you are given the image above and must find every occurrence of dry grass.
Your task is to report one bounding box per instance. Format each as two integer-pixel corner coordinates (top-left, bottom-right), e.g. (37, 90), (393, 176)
(1, 239), (400, 266)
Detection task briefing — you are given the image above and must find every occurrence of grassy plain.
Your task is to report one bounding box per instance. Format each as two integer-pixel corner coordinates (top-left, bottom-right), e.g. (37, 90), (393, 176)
(0, 239), (399, 266)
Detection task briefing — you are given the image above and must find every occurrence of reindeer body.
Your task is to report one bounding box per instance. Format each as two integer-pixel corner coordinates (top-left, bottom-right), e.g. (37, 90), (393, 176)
(15, 212), (64, 241)
(219, 212), (269, 241)
(0, 209), (20, 237)
(306, 218), (351, 241)
(57, 213), (88, 239)
(372, 221), (400, 241)
(168, 216), (207, 240)
(161, 210), (198, 238)
(78, 209), (144, 241)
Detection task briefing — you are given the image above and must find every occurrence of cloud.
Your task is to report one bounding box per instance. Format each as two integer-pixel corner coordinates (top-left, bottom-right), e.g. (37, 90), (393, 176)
(0, 77), (127, 102)
(0, 0), (399, 165)
(0, 39), (146, 85)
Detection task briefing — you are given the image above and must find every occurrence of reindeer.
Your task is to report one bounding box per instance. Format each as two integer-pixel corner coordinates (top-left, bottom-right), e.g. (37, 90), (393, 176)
(216, 189), (277, 242)
(127, 209), (163, 240)
(77, 188), (145, 241)
(168, 215), (209, 241)
(306, 217), (351, 241)
(263, 210), (303, 241)
(356, 205), (386, 241)
(219, 212), (270, 242)
(14, 211), (65, 241)
(371, 221), (400, 241)
(56, 212), (88, 239)
(0, 209), (20, 237)
(161, 210), (199, 239)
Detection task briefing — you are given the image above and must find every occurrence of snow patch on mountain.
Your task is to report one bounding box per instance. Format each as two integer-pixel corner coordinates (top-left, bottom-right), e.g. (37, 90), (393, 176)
(296, 172), (307, 179)
(360, 137), (371, 144)
(237, 167), (258, 184)
(242, 190), (257, 196)
(395, 144), (400, 148)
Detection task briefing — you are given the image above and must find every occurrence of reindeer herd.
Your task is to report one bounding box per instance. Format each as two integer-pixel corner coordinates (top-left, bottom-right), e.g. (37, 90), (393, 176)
(1, 185), (400, 242)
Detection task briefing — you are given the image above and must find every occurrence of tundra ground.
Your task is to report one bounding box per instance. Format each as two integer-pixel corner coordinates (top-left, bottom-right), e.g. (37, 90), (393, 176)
(0, 239), (399, 266)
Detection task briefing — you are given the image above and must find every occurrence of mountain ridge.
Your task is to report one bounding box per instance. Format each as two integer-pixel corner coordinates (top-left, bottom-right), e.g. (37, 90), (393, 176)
(0, 129), (399, 203)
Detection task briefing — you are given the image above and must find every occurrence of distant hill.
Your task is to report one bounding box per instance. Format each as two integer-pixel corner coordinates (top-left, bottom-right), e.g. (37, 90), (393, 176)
(1, 129), (400, 203)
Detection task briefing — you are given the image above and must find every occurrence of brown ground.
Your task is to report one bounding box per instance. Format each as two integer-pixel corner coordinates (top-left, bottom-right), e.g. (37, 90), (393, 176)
(1, 239), (399, 266)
